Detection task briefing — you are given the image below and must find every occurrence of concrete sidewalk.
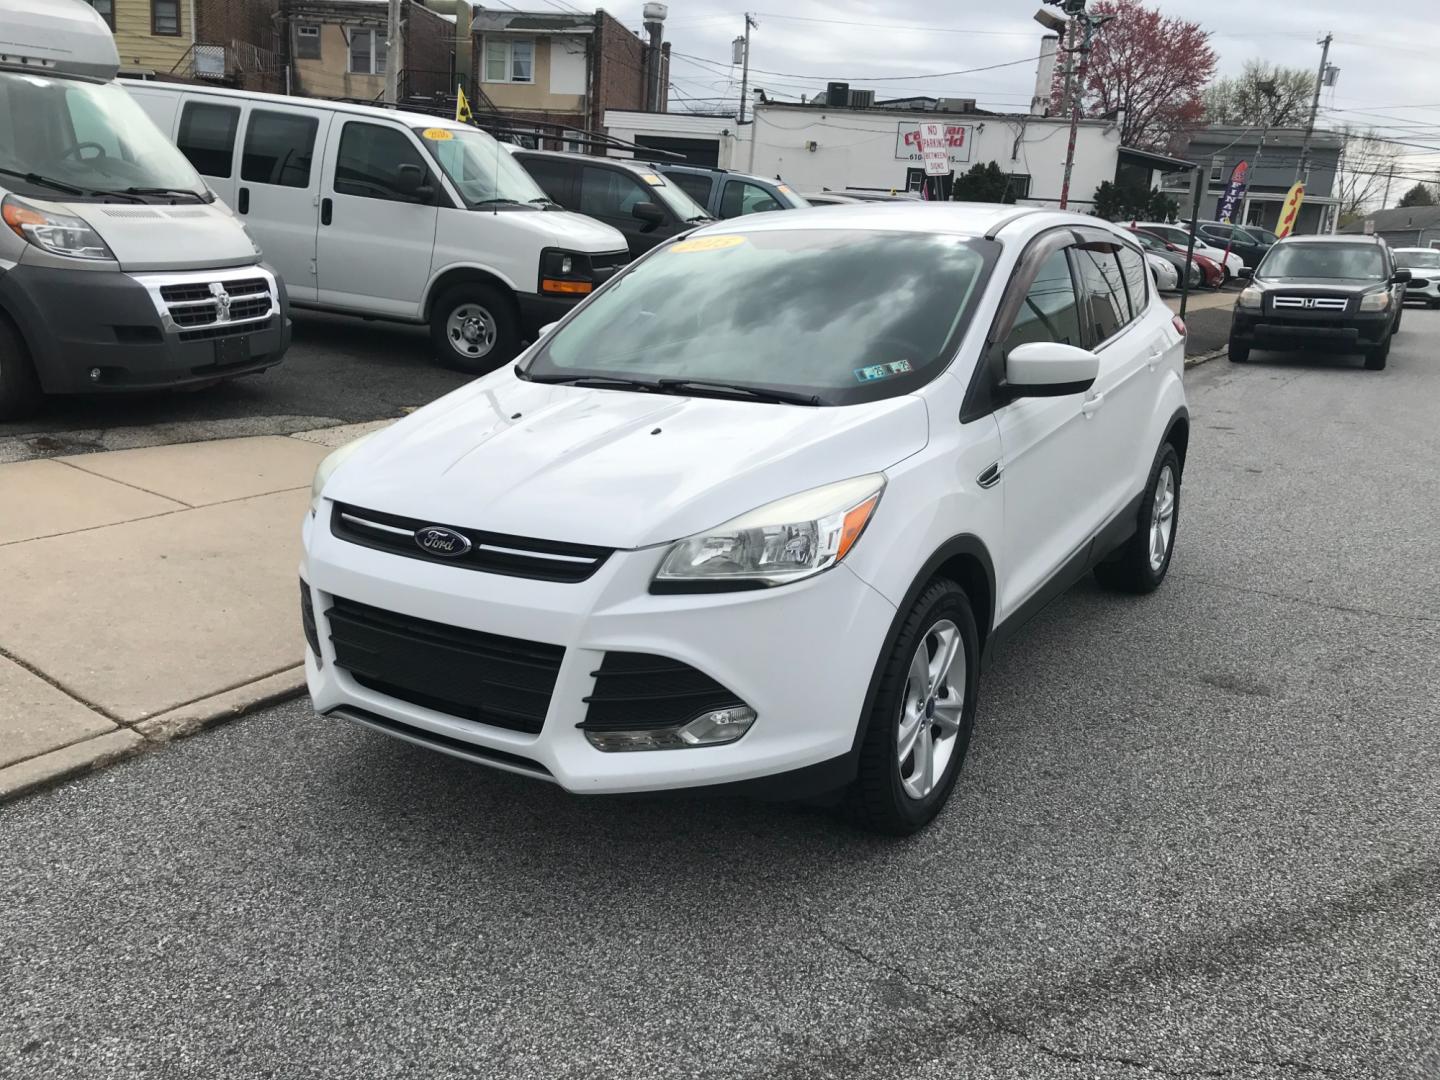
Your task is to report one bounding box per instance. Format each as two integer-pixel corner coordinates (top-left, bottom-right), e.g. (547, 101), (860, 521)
(0, 421), (387, 800)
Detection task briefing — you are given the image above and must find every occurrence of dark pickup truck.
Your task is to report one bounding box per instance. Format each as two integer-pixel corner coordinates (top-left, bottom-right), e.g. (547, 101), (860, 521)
(1228, 235), (1409, 371)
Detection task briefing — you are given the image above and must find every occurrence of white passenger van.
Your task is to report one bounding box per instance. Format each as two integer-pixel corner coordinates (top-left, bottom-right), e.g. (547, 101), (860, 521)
(127, 83), (630, 372)
(0, 0), (289, 420)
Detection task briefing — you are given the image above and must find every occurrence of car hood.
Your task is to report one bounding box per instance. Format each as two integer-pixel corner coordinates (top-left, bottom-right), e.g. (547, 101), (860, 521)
(500, 208), (628, 255)
(61, 199), (261, 272)
(325, 372), (929, 550)
(1254, 277), (1387, 293)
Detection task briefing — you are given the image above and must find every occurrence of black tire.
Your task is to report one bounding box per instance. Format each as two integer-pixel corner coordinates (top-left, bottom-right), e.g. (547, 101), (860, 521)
(1428, 299), (1440, 310)
(0, 314), (43, 421)
(429, 283), (521, 374)
(1394, 308), (1403, 334)
(1228, 337), (1250, 363)
(1094, 444), (1181, 595)
(846, 579), (980, 836)
(1364, 336), (1389, 370)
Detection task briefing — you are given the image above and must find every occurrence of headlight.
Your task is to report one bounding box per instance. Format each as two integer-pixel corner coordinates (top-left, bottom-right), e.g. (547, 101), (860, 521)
(2, 196), (113, 261)
(310, 433), (378, 516)
(1358, 290), (1391, 312)
(540, 249), (593, 295)
(1237, 286), (1263, 311)
(652, 475), (884, 593)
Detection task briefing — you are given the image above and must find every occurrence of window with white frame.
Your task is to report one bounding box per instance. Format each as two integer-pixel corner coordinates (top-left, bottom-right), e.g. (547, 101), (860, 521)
(348, 28), (387, 75)
(484, 38), (534, 84)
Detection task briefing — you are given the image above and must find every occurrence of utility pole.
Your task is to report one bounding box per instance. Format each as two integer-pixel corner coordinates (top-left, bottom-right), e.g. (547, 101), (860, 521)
(383, 0), (402, 105)
(1382, 163), (1395, 207)
(1295, 31), (1332, 182)
(1058, 7), (1110, 211)
(737, 13), (757, 124)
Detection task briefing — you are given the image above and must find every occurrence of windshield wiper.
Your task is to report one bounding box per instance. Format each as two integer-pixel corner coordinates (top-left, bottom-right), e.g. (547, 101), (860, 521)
(525, 374), (661, 392)
(655, 379), (820, 406)
(528, 197), (563, 209)
(0, 167), (86, 196)
(685, 215), (712, 223)
(471, 197), (528, 209)
(122, 186), (209, 203)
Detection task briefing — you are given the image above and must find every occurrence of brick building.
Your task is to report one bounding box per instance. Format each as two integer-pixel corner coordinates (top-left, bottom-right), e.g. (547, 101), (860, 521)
(279, 0), (459, 102)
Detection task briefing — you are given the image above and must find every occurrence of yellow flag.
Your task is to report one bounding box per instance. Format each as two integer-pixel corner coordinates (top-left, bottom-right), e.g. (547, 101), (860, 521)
(456, 85), (473, 124)
(1276, 182), (1306, 238)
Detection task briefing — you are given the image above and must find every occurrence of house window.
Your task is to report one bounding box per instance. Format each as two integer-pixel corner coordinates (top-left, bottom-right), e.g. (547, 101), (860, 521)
(348, 28), (388, 75)
(295, 24), (322, 61)
(1007, 173), (1032, 200)
(484, 38), (534, 84)
(85, 0), (114, 30)
(152, 0), (181, 36)
(1209, 157), (1224, 182)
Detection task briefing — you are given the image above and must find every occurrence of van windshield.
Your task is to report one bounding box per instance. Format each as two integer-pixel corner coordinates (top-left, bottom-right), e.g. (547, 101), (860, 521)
(522, 228), (992, 406)
(415, 127), (551, 208)
(0, 72), (209, 201)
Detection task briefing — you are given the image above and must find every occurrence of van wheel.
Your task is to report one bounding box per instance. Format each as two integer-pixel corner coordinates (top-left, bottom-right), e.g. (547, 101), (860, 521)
(846, 579), (979, 836)
(0, 316), (43, 421)
(1095, 444), (1180, 594)
(430, 284), (520, 374)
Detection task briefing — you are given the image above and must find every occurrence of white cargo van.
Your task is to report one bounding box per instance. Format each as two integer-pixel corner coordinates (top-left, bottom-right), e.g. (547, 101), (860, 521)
(127, 83), (630, 372)
(0, 0), (290, 420)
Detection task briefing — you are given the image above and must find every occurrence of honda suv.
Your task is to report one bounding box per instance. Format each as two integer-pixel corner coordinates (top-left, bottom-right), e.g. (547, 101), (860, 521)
(1229, 235), (1409, 370)
(302, 205), (1189, 834)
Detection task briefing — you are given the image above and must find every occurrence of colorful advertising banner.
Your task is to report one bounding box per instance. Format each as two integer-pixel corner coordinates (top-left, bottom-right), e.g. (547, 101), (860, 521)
(1276, 182), (1306, 238)
(1217, 160), (1249, 224)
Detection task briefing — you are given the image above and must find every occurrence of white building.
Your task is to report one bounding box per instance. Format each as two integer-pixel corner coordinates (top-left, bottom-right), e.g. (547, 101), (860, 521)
(605, 104), (1130, 210)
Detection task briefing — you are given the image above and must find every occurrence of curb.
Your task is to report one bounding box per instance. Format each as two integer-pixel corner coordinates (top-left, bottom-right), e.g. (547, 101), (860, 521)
(0, 666), (307, 805)
(1185, 347), (1225, 368)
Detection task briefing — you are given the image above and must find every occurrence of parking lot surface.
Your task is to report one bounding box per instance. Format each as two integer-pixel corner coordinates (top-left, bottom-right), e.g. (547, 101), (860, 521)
(2, 314), (1437, 1079)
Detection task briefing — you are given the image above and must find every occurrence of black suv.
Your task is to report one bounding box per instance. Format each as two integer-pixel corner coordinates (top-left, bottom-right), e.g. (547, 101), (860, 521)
(1194, 221), (1272, 269)
(1229, 235), (1410, 370)
(511, 150), (714, 259)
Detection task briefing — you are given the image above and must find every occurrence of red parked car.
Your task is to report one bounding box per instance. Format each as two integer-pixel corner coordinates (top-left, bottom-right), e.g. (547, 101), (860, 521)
(1130, 228), (1224, 289)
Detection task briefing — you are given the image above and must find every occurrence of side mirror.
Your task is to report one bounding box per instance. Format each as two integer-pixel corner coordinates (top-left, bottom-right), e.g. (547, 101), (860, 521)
(1005, 341), (1099, 397)
(396, 163), (425, 191)
(632, 201), (666, 227)
(1238, 266), (1253, 279)
(1393, 268), (1413, 284)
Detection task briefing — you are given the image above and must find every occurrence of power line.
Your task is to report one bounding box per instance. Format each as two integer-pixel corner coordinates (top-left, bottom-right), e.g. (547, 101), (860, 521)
(751, 13), (1042, 36)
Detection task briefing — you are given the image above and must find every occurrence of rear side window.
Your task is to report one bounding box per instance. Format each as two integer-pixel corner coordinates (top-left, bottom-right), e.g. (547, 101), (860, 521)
(580, 166), (652, 219)
(519, 155), (577, 206)
(1075, 248), (1129, 344)
(1003, 249), (1084, 356)
(668, 171), (713, 206)
(177, 102), (239, 178)
(334, 122), (431, 203)
(720, 179), (781, 218)
(241, 110), (317, 187)
(1116, 246), (1148, 319)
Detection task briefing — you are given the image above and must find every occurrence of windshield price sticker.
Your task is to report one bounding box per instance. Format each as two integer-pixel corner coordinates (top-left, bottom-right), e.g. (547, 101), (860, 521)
(421, 128), (455, 141)
(641, 173), (664, 186)
(670, 235), (747, 254)
(854, 360), (913, 383)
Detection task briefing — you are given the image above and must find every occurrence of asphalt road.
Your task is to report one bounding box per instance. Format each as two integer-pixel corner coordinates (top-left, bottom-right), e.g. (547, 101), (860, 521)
(4, 315), (1439, 1079)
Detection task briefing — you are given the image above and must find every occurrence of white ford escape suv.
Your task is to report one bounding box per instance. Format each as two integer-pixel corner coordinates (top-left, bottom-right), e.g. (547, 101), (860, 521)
(301, 205), (1189, 834)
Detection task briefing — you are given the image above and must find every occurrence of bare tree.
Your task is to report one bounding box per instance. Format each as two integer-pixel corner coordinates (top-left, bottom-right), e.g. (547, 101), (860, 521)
(1334, 127), (1402, 225)
(1204, 62), (1315, 127)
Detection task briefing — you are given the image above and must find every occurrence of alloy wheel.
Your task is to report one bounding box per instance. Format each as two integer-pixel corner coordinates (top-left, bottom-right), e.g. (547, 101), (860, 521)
(1149, 465), (1177, 571)
(897, 619), (966, 801)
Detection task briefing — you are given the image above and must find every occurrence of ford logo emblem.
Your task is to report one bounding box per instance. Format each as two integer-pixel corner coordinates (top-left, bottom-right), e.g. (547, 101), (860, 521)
(415, 526), (472, 558)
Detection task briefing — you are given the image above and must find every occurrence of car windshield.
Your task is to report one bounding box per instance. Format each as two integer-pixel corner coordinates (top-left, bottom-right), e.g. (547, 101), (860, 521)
(1260, 243), (1387, 281)
(1394, 250), (1440, 270)
(523, 228), (991, 405)
(774, 183), (810, 209)
(641, 172), (711, 220)
(415, 126), (550, 207)
(0, 72), (209, 200)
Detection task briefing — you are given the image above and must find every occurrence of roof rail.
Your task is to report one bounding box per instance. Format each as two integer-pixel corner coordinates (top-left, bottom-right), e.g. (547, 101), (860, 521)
(983, 207), (1045, 240)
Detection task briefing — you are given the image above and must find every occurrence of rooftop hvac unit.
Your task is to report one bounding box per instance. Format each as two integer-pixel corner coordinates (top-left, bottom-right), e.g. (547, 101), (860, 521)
(849, 89), (875, 108)
(826, 81), (850, 108)
(936, 97), (977, 113)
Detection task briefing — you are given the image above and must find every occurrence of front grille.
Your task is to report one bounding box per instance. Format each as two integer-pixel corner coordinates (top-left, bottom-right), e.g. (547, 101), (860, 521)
(161, 278), (268, 303)
(160, 277), (274, 334)
(1272, 296), (1349, 311)
(332, 502), (613, 583)
(179, 317), (274, 343)
(581, 652), (745, 732)
(326, 595), (563, 735)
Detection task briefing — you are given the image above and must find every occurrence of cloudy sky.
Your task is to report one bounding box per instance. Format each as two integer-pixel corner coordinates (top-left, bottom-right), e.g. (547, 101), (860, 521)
(598, 0), (1440, 187)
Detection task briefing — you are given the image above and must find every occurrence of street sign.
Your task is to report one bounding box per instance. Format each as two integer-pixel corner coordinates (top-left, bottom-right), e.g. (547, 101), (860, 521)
(1276, 182), (1306, 238)
(1217, 161), (1249, 224)
(1363, 219), (1376, 236)
(917, 123), (951, 177)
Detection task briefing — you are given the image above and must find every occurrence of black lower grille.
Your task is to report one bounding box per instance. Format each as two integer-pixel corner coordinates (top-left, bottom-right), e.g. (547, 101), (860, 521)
(326, 596), (563, 734)
(179, 317), (274, 343)
(332, 502), (613, 583)
(581, 652), (745, 732)
(300, 578), (322, 666)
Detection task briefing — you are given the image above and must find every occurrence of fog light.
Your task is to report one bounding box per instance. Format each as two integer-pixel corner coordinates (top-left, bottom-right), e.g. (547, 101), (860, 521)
(584, 705), (757, 752)
(88, 367), (102, 382)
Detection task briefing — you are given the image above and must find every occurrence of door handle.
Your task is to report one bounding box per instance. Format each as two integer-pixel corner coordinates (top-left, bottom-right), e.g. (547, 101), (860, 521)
(321, 197), (333, 226)
(237, 187), (249, 214)
(1147, 343), (1163, 369)
(977, 462), (1002, 489)
(1082, 392), (1105, 418)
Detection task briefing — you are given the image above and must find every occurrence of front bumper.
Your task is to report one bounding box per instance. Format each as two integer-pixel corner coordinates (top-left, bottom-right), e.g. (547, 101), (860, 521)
(0, 262), (289, 394)
(1404, 278), (1440, 302)
(515, 291), (584, 337)
(1231, 308), (1392, 351)
(300, 505), (896, 795)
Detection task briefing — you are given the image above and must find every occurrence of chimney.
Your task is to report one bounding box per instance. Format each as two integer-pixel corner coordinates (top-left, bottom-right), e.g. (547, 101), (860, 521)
(1032, 34), (1058, 117)
(642, 2), (667, 112)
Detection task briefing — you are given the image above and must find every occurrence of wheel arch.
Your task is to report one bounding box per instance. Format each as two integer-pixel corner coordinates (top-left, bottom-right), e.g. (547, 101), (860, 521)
(422, 265), (520, 322)
(1162, 406), (1190, 476)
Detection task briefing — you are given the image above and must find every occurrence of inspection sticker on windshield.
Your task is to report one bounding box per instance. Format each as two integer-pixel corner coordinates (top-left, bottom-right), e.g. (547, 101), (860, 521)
(421, 128), (454, 141)
(670, 235), (746, 254)
(854, 360), (912, 383)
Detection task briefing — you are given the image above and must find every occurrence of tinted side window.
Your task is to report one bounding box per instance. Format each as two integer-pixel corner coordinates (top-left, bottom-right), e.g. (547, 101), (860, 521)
(520, 156), (577, 207)
(669, 172), (713, 206)
(241, 110), (317, 187)
(1003, 249), (1084, 356)
(177, 102), (239, 178)
(1076, 248), (1128, 343)
(720, 179), (781, 218)
(334, 122), (432, 203)
(1116, 246), (1148, 319)
(580, 166), (651, 219)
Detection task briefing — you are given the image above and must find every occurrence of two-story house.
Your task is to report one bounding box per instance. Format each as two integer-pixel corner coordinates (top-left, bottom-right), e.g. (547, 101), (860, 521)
(83, 0), (283, 91)
(279, 0), (458, 102)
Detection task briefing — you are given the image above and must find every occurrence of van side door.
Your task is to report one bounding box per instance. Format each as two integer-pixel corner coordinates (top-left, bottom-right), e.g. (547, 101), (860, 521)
(315, 119), (442, 317)
(236, 105), (330, 302)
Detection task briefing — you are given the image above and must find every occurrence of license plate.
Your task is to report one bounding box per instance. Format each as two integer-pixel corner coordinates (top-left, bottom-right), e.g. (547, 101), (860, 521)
(213, 335), (251, 366)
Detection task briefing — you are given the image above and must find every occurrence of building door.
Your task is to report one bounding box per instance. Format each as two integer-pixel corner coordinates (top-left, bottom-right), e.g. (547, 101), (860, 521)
(633, 135), (720, 167)
(905, 167), (953, 199)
